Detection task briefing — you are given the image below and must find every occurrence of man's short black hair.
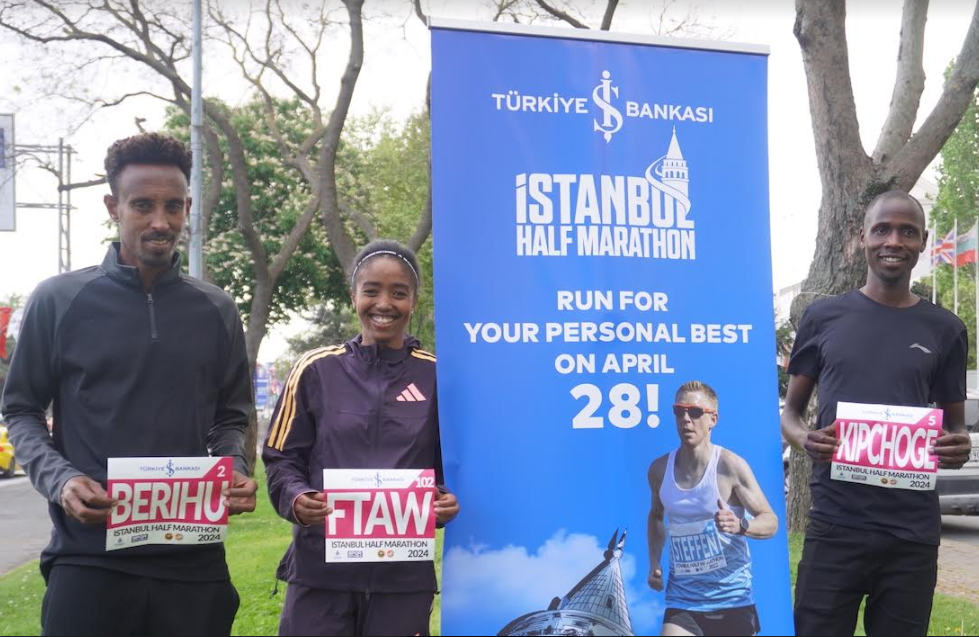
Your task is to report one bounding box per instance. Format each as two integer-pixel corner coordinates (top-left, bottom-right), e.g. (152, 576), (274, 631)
(863, 190), (926, 229)
(104, 132), (192, 195)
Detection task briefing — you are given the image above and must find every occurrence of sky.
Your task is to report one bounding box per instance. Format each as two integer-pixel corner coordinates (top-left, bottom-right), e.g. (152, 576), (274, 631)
(0, 0), (974, 360)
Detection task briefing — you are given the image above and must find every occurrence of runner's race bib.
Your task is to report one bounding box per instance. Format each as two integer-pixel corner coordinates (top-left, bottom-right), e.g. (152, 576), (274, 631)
(323, 468), (436, 563)
(669, 519), (727, 576)
(106, 456), (232, 551)
(831, 402), (941, 491)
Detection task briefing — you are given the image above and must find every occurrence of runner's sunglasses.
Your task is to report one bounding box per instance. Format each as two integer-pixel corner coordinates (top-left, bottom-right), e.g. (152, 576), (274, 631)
(672, 404), (717, 419)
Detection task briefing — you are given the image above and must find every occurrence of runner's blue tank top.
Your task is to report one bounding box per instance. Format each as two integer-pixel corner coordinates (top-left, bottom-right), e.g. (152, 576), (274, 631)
(659, 445), (754, 611)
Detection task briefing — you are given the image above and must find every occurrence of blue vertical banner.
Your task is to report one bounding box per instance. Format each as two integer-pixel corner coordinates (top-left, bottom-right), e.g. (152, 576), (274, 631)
(431, 22), (792, 636)
(254, 363), (269, 411)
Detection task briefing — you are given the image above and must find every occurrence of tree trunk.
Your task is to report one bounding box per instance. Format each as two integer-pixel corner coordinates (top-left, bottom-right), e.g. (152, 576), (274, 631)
(241, 280), (273, 473)
(787, 448), (813, 533)
(787, 400), (818, 533)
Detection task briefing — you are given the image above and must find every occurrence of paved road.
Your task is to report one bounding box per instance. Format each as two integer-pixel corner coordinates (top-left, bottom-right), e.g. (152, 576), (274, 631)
(930, 515), (979, 601)
(0, 475), (50, 575)
(941, 514), (979, 546)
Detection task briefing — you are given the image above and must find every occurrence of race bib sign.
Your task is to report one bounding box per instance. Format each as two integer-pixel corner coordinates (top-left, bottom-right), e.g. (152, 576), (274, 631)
(669, 520), (727, 576)
(831, 402), (942, 490)
(106, 456), (232, 551)
(323, 468), (436, 563)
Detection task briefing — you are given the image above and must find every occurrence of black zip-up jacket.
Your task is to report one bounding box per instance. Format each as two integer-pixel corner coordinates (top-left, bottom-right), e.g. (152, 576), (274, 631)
(0, 244), (251, 581)
(262, 336), (446, 593)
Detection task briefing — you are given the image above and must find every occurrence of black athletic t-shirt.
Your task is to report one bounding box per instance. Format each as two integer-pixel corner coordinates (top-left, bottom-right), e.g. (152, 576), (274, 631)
(788, 290), (967, 545)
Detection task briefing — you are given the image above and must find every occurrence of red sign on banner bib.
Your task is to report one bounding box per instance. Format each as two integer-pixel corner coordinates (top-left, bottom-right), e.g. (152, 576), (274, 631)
(323, 468), (436, 563)
(106, 456), (232, 551)
(831, 402), (941, 491)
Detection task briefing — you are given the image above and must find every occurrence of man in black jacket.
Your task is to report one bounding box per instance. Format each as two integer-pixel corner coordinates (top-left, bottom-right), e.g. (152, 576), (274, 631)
(0, 133), (257, 636)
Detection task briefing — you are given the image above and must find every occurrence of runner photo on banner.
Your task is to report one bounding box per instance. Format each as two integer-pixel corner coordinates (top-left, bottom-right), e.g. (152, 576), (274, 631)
(430, 21), (793, 636)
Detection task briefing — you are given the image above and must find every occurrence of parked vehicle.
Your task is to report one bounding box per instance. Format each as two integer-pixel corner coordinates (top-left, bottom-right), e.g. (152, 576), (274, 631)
(0, 423), (16, 478)
(937, 397), (979, 515)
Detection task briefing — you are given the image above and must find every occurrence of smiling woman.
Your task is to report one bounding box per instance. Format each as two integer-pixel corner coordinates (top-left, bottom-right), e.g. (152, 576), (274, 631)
(261, 238), (460, 637)
(349, 241), (421, 351)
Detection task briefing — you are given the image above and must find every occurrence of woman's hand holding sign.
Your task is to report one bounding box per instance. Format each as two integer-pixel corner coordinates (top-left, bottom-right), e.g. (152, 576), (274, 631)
(294, 491), (333, 526)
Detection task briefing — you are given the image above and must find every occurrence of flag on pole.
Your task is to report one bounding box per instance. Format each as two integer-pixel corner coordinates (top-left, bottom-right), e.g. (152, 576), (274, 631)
(956, 222), (978, 266)
(955, 220), (959, 314)
(932, 228), (956, 265)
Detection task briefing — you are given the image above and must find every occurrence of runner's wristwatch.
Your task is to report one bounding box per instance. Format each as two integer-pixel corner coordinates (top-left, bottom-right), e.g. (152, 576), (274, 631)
(738, 517), (750, 535)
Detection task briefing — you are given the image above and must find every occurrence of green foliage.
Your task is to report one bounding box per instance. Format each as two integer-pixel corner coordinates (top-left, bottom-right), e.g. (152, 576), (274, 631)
(346, 110), (434, 349)
(275, 304), (360, 375)
(283, 110), (436, 361)
(165, 99), (348, 328)
(929, 69), (979, 370)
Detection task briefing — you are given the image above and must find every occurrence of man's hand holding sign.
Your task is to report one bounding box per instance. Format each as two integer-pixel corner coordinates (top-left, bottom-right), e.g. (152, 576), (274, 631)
(60, 475), (117, 524)
(223, 471), (258, 514)
(930, 401), (973, 470)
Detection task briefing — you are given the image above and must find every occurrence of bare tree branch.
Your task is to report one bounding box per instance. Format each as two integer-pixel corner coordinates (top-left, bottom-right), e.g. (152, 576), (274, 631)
(96, 90), (175, 108)
(268, 182), (322, 281)
(599, 0), (618, 30)
(887, 0), (979, 189)
(406, 151), (432, 254)
(339, 200), (378, 241)
(3, 1), (187, 95)
(534, 0), (588, 29)
(273, 0), (328, 108)
(318, 0), (365, 274)
(60, 176), (107, 191)
(872, 0), (929, 164)
(491, 0), (522, 22)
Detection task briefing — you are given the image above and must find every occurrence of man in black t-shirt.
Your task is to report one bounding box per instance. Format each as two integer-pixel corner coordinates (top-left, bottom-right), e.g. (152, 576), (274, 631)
(781, 191), (973, 637)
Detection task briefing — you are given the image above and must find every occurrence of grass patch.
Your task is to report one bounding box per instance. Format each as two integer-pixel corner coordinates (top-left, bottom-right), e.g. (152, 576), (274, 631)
(3, 472), (977, 636)
(0, 562), (44, 636)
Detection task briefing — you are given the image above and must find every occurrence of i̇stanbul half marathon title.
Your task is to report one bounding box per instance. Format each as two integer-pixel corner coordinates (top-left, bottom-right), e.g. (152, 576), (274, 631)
(500, 71), (704, 260)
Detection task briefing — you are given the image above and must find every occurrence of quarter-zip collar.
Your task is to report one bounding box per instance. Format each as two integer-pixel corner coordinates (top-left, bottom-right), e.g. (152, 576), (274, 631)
(100, 242), (183, 290)
(347, 334), (420, 365)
